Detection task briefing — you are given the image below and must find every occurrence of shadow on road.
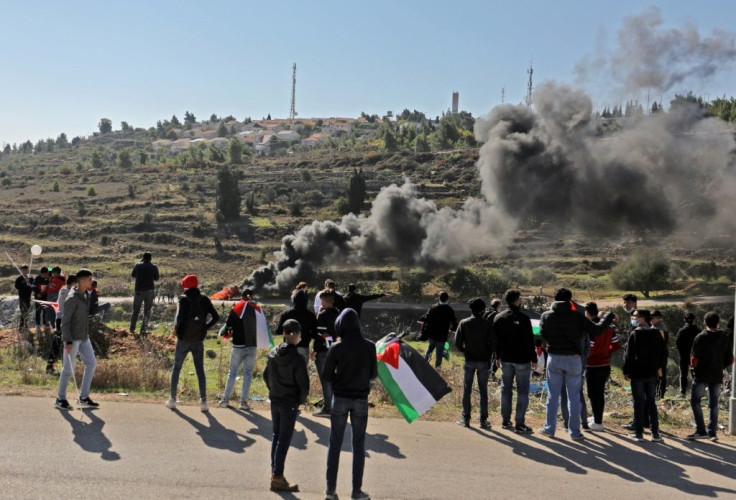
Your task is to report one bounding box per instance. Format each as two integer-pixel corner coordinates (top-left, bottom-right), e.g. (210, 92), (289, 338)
(59, 409), (120, 461)
(510, 428), (736, 497)
(173, 409), (255, 453)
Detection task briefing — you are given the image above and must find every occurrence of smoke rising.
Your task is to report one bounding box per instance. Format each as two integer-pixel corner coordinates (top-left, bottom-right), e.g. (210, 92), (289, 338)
(576, 7), (736, 93)
(248, 11), (736, 293)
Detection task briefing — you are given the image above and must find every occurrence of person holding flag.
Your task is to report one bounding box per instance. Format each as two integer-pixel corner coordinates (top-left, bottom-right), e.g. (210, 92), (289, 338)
(218, 289), (271, 410)
(46, 275), (77, 374)
(323, 308), (376, 500)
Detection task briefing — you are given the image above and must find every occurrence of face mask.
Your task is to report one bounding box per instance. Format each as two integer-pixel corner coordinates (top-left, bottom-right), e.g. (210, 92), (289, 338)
(631, 318), (638, 328)
(624, 307), (635, 314)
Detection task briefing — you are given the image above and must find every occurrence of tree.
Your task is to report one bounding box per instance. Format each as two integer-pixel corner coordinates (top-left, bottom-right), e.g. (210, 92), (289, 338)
(170, 115), (181, 127)
(87, 185), (97, 196)
(52, 180), (60, 192)
(139, 150), (149, 165)
(209, 113), (218, 122)
(266, 113), (272, 120)
(56, 133), (69, 149)
(217, 122), (229, 137)
(91, 149), (104, 169)
(118, 148), (133, 169)
(382, 125), (398, 152)
(184, 111), (197, 126)
(121, 121), (132, 131)
(346, 168), (366, 214)
(216, 166), (241, 220)
(245, 192), (257, 215)
(98, 118), (112, 134)
(228, 138), (244, 164)
(530, 266), (557, 293)
(610, 250), (670, 298)
(2, 144), (9, 155)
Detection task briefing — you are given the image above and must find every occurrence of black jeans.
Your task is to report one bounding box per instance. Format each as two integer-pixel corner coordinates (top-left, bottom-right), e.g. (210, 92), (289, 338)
(170, 340), (206, 400)
(631, 377), (659, 435)
(679, 353), (690, 395)
(270, 401), (299, 476)
(463, 360), (490, 422)
(585, 365), (610, 424)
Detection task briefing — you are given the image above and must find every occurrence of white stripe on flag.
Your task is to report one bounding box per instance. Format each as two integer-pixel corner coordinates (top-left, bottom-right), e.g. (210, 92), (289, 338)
(385, 356), (436, 415)
(255, 309), (271, 348)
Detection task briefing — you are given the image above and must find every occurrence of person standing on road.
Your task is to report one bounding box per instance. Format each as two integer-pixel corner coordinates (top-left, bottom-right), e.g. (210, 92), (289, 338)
(623, 309), (667, 443)
(676, 313), (700, 398)
(455, 297), (495, 429)
(422, 291), (458, 369)
(264, 319), (309, 493)
(344, 283), (387, 318)
(494, 289), (536, 434)
(46, 275), (77, 375)
(484, 298), (503, 382)
(166, 274), (219, 412)
(218, 289), (260, 410)
(14, 264), (33, 330)
(687, 312), (734, 441)
(539, 288), (614, 441)
(55, 269), (98, 410)
(583, 302), (620, 432)
(323, 308), (377, 500)
(651, 310), (669, 398)
(130, 252), (159, 336)
(314, 291), (339, 417)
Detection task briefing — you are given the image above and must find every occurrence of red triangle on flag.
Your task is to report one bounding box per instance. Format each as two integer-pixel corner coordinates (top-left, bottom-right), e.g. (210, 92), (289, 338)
(377, 342), (400, 369)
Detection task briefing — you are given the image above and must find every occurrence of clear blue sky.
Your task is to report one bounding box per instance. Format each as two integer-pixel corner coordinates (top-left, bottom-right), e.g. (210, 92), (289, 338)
(1, 1), (734, 146)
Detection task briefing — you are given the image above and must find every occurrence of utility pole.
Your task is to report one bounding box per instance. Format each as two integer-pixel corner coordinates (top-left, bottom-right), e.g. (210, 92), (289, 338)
(525, 61), (534, 107)
(501, 87), (505, 105)
(730, 278), (736, 435)
(289, 63), (297, 123)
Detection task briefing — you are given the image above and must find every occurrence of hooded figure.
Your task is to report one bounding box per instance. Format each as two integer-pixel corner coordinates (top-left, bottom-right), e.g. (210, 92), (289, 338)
(276, 290), (319, 363)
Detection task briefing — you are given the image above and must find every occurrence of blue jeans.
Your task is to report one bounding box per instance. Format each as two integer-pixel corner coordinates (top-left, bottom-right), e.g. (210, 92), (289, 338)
(631, 377), (659, 435)
(57, 339), (97, 400)
(131, 289), (155, 334)
(501, 362), (531, 425)
(544, 354), (583, 437)
(271, 401), (299, 475)
(315, 351), (333, 411)
(326, 397), (369, 495)
(691, 380), (721, 435)
(170, 340), (206, 400)
(222, 346), (257, 404)
(424, 339), (445, 368)
(561, 359), (588, 426)
(463, 360), (491, 422)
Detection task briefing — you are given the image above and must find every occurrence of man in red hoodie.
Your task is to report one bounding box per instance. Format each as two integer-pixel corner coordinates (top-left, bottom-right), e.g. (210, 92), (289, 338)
(584, 302), (620, 431)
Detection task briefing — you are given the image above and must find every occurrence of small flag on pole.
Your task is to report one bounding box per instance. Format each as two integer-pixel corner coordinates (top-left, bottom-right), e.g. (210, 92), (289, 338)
(376, 334), (451, 423)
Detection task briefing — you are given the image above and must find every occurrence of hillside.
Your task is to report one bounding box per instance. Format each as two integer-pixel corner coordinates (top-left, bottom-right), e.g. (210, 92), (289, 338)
(0, 113), (734, 302)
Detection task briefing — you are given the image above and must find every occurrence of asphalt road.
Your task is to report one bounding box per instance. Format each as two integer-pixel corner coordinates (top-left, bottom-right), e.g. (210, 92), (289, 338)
(1, 396), (735, 499)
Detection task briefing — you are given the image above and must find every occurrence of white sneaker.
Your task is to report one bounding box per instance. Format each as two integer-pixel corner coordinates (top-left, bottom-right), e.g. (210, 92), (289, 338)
(217, 400), (229, 408)
(589, 422), (605, 432)
(200, 400), (209, 412)
(165, 398), (177, 409)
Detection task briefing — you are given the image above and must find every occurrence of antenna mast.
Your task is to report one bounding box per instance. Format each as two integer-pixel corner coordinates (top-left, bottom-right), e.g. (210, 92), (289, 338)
(289, 63), (297, 122)
(525, 61), (534, 107)
(501, 87), (505, 105)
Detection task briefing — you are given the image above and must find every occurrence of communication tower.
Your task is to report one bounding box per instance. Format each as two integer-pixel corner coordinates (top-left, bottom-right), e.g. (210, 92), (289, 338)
(451, 91), (459, 114)
(289, 63), (297, 122)
(525, 62), (534, 107)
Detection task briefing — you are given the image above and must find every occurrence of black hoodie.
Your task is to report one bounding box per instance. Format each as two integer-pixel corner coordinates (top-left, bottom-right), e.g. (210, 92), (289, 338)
(540, 301), (614, 356)
(623, 325), (667, 379)
(323, 309), (377, 400)
(493, 306), (536, 364)
(264, 343), (309, 405)
(276, 290), (318, 349)
(175, 288), (219, 341)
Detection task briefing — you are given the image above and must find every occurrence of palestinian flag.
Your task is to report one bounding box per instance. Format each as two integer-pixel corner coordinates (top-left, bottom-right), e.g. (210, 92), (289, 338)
(34, 299), (59, 314)
(531, 319), (540, 336)
(376, 335), (452, 423)
(232, 299), (274, 348)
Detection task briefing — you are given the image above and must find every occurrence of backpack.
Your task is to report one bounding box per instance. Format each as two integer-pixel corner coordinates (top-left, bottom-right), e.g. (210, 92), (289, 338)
(180, 294), (208, 341)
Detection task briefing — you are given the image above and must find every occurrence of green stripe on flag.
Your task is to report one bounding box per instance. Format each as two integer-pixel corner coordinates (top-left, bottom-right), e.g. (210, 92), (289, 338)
(377, 361), (420, 423)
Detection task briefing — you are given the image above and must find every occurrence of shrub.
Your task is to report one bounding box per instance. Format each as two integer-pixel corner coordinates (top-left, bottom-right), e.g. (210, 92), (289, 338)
(87, 185), (97, 196)
(611, 250), (670, 298)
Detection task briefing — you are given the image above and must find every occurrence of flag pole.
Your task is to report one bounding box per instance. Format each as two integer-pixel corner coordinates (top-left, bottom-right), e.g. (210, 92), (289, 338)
(729, 280), (736, 435)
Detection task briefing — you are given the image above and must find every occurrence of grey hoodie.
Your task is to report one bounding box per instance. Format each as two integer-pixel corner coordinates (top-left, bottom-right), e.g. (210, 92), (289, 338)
(61, 289), (90, 343)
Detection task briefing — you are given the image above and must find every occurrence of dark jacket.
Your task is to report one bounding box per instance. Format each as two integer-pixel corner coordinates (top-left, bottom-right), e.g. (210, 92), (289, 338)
(315, 307), (339, 352)
(344, 291), (384, 317)
(494, 306), (536, 364)
(15, 275), (33, 302)
(422, 303), (458, 343)
(623, 326), (667, 379)
(454, 315), (495, 362)
(323, 309), (377, 400)
(675, 324), (700, 356)
(691, 329), (734, 384)
(540, 301), (614, 356)
(225, 300), (259, 347)
(174, 288), (219, 341)
(131, 260), (160, 292)
(277, 291), (318, 349)
(264, 343), (309, 405)
(33, 275), (49, 300)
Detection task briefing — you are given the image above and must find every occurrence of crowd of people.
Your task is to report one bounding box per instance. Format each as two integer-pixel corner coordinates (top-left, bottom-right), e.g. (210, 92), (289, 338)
(421, 288), (734, 443)
(9, 256), (736, 498)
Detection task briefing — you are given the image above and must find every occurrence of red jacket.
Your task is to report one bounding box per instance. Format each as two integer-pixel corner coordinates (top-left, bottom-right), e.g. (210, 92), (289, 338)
(586, 325), (620, 367)
(47, 275), (67, 295)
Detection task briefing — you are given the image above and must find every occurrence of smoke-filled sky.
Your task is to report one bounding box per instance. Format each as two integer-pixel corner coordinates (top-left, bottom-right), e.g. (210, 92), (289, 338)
(248, 9), (736, 292)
